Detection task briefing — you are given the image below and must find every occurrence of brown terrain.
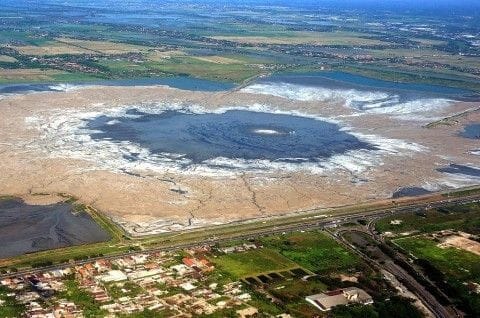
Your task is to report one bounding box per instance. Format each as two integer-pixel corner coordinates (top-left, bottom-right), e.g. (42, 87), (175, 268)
(0, 84), (479, 235)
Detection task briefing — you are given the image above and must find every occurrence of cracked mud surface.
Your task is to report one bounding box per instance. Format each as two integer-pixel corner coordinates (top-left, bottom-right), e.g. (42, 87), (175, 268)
(0, 85), (479, 235)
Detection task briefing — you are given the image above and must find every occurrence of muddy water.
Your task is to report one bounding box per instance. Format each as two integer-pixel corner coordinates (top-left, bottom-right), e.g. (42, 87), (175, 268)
(0, 198), (110, 259)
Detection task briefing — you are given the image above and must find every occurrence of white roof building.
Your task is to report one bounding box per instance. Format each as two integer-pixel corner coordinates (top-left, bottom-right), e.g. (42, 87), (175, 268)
(306, 287), (373, 312)
(180, 282), (197, 291)
(98, 270), (128, 283)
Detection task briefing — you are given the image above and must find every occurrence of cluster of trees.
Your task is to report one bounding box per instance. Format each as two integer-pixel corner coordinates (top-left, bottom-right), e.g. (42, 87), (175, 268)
(415, 258), (480, 317)
(330, 296), (423, 318)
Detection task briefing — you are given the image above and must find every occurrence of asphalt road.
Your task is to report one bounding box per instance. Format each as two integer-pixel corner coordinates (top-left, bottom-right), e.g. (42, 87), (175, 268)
(1, 193), (479, 285)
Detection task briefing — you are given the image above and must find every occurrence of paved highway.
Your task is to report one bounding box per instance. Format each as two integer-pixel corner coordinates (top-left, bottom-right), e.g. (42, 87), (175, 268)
(1, 193), (479, 283)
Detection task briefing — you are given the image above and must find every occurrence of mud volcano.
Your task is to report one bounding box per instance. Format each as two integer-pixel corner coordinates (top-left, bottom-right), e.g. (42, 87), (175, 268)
(86, 109), (375, 166)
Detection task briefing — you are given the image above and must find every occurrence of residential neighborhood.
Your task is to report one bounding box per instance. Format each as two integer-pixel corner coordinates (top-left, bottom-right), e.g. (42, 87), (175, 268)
(1, 246), (264, 318)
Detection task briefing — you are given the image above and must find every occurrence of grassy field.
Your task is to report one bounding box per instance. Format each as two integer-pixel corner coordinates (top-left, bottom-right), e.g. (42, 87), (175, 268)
(267, 277), (328, 317)
(56, 38), (151, 55)
(0, 241), (133, 270)
(212, 230), (406, 317)
(0, 188), (477, 273)
(0, 68), (102, 84)
(1, 28), (477, 89)
(0, 30), (49, 46)
(376, 202), (480, 236)
(211, 248), (298, 278)
(99, 56), (265, 83)
(444, 187), (480, 198)
(262, 231), (361, 274)
(211, 232), (363, 317)
(12, 38), (152, 56)
(268, 277), (327, 302)
(191, 55), (245, 64)
(14, 41), (92, 56)
(0, 1), (479, 90)
(393, 230), (480, 316)
(0, 69), (62, 83)
(394, 236), (480, 283)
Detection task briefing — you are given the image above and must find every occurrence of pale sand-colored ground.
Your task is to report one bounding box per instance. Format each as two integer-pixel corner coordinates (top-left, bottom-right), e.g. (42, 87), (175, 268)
(439, 235), (480, 256)
(0, 85), (479, 235)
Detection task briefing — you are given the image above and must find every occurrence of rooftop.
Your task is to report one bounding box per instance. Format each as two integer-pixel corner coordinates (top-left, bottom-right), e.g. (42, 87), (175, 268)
(306, 287), (373, 312)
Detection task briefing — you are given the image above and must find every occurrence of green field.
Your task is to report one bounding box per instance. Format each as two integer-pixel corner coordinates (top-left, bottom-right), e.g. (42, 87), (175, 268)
(393, 232), (480, 316)
(212, 248), (299, 278)
(0, 192), (416, 271)
(0, 69), (105, 84)
(98, 56), (266, 83)
(1, 0), (479, 93)
(268, 277), (327, 303)
(262, 231), (361, 274)
(1, 189), (477, 274)
(376, 202), (480, 236)
(213, 231), (420, 317)
(394, 236), (480, 283)
(211, 231), (364, 317)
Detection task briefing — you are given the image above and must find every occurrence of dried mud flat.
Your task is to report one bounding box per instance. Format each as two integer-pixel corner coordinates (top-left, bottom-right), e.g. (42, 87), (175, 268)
(0, 84), (479, 235)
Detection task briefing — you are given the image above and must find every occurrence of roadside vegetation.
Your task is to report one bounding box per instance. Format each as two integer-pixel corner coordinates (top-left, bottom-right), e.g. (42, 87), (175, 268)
(331, 296), (423, 318)
(212, 248), (298, 278)
(1, 187), (478, 274)
(376, 202), (480, 236)
(393, 235), (480, 316)
(377, 201), (480, 317)
(261, 231), (362, 274)
(394, 237), (480, 282)
(209, 230), (421, 317)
